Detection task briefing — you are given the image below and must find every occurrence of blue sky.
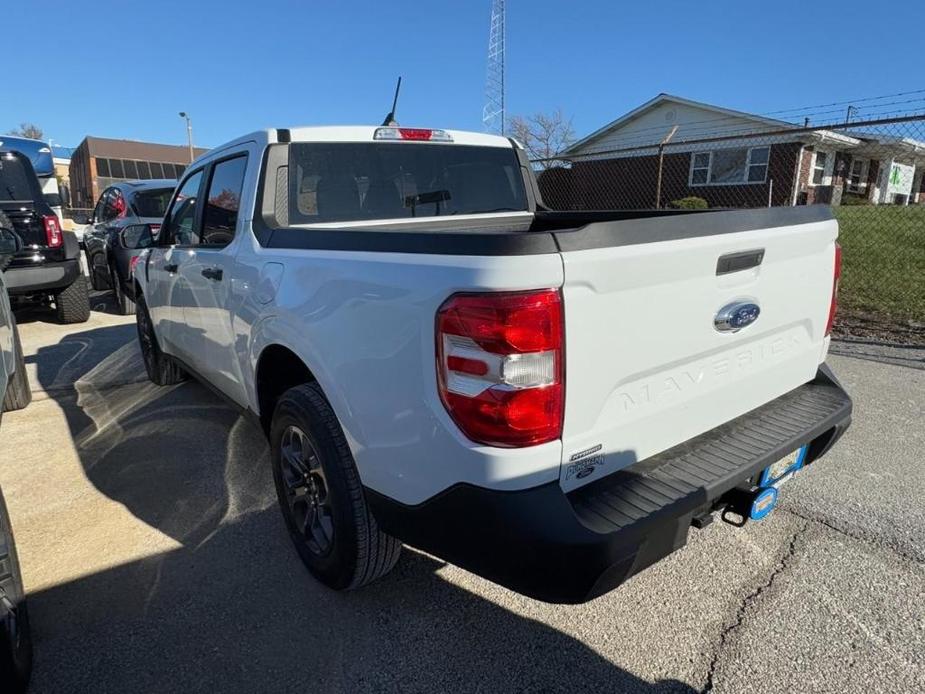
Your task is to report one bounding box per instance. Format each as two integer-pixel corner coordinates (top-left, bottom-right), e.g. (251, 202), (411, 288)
(5, 0), (924, 149)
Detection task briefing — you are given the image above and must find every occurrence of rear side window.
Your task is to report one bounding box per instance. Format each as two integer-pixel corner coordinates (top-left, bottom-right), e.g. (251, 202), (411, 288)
(288, 143), (527, 225)
(202, 156), (247, 246)
(131, 188), (173, 218)
(0, 153), (38, 201)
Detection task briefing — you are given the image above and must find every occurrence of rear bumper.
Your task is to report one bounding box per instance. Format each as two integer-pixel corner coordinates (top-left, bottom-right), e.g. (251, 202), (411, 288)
(367, 364), (852, 603)
(5, 259), (80, 294)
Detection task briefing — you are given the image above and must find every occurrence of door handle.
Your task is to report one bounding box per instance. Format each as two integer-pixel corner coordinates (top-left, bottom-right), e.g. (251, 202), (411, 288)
(201, 267), (223, 281)
(163, 263), (178, 273)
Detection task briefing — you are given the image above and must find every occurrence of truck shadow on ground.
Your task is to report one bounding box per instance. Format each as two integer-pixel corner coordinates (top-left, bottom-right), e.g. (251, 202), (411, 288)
(27, 323), (696, 693)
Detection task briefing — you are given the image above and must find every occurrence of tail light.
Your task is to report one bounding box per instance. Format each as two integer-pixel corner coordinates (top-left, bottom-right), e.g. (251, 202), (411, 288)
(43, 215), (62, 247)
(436, 289), (564, 448)
(825, 242), (842, 336)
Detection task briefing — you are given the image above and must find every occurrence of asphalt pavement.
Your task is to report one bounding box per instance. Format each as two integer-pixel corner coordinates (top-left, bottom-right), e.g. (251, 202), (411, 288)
(0, 293), (922, 693)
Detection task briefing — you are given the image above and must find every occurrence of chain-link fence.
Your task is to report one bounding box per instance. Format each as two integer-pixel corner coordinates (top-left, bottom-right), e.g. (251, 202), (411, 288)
(532, 114), (925, 344)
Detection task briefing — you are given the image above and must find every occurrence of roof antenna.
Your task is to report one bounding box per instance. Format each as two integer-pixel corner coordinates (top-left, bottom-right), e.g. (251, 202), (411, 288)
(381, 76), (402, 126)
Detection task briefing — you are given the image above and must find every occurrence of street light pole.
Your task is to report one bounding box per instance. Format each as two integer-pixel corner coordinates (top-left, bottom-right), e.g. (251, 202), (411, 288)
(179, 112), (194, 163)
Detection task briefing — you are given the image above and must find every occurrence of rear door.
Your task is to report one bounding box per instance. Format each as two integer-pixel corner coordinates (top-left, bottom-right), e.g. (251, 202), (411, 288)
(171, 152), (249, 406)
(557, 208), (839, 491)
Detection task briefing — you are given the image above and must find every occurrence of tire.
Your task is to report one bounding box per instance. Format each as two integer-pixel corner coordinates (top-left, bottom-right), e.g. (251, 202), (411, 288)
(53, 272), (91, 324)
(135, 293), (185, 386)
(112, 269), (135, 316)
(0, 488), (33, 694)
(88, 252), (108, 290)
(1, 321), (31, 413)
(270, 383), (401, 591)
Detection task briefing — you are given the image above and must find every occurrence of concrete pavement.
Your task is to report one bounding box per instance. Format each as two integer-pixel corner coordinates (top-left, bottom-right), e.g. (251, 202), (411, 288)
(1, 296), (923, 693)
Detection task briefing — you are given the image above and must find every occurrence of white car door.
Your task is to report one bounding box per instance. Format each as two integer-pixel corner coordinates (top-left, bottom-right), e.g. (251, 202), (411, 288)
(171, 153), (250, 407)
(144, 169), (205, 356)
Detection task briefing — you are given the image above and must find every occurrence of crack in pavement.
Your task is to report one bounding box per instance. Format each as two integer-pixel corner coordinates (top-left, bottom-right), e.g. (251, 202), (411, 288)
(780, 506), (924, 565)
(701, 522), (808, 694)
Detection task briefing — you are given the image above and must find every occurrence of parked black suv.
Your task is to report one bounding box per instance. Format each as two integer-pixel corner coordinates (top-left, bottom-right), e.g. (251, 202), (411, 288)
(0, 150), (90, 323)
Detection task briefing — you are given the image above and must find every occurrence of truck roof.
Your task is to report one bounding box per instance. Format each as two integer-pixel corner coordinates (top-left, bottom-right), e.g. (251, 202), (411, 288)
(199, 126), (518, 167)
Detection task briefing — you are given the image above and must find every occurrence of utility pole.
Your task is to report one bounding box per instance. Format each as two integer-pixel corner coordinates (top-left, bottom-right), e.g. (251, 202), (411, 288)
(844, 105), (858, 124)
(179, 112), (194, 162)
(655, 125), (679, 209)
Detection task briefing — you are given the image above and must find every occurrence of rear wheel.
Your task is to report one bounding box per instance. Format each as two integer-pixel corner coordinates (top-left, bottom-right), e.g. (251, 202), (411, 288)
(1, 321), (31, 413)
(270, 383), (401, 590)
(53, 273), (91, 324)
(112, 269), (135, 316)
(135, 293), (185, 386)
(0, 488), (33, 694)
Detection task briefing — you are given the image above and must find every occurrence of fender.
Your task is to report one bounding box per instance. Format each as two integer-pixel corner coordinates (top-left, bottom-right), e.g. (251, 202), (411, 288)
(247, 311), (369, 449)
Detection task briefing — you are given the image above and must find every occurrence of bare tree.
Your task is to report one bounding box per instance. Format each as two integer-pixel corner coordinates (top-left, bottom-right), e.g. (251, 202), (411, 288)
(508, 109), (576, 169)
(7, 123), (44, 140)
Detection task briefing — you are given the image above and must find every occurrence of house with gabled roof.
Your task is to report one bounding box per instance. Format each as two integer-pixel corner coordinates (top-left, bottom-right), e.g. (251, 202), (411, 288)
(544, 94), (925, 210)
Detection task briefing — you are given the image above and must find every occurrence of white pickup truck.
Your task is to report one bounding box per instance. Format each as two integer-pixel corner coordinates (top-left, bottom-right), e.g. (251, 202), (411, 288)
(132, 125), (852, 603)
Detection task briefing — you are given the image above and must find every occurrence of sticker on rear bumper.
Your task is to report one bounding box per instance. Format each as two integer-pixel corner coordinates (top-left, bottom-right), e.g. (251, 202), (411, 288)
(566, 443), (604, 480)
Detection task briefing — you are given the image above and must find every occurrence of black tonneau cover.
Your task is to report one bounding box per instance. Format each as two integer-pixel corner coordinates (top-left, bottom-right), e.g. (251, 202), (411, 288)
(258, 205), (834, 257)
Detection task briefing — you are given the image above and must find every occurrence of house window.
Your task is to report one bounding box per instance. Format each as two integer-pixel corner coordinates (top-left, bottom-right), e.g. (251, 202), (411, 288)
(747, 147), (769, 182)
(689, 146), (770, 186)
(812, 151), (828, 185)
(847, 158), (868, 192)
(691, 152), (710, 185)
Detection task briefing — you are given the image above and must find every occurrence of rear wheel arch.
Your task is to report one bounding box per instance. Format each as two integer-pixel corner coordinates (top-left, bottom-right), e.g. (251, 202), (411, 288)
(255, 344), (317, 434)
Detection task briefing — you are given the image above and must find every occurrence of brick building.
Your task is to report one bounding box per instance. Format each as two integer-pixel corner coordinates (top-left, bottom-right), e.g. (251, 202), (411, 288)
(544, 94), (925, 210)
(69, 136), (207, 208)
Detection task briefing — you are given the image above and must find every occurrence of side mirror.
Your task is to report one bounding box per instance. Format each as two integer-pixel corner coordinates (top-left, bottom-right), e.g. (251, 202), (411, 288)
(0, 227), (22, 271)
(119, 224), (154, 250)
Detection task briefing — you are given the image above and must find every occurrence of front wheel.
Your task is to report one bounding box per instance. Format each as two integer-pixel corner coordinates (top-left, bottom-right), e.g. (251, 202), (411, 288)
(112, 269), (135, 316)
(135, 293), (185, 386)
(270, 383), (401, 591)
(88, 252), (109, 291)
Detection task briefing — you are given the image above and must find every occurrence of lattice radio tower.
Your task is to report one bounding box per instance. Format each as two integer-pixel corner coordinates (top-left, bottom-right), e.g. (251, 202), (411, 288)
(482, 0), (505, 135)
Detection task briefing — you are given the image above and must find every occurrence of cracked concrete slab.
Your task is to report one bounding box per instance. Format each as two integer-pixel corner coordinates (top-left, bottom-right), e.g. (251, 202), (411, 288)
(710, 524), (925, 694)
(781, 355), (925, 563)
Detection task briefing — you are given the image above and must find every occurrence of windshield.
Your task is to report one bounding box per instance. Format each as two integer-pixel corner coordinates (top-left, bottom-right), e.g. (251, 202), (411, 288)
(288, 143), (528, 224)
(0, 152), (38, 202)
(131, 188), (174, 218)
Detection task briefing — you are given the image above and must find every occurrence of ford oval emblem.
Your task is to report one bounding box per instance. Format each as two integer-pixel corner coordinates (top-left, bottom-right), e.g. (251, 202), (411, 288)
(714, 301), (760, 333)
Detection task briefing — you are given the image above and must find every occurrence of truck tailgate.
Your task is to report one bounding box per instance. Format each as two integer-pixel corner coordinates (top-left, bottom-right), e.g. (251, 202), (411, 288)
(557, 207), (838, 492)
